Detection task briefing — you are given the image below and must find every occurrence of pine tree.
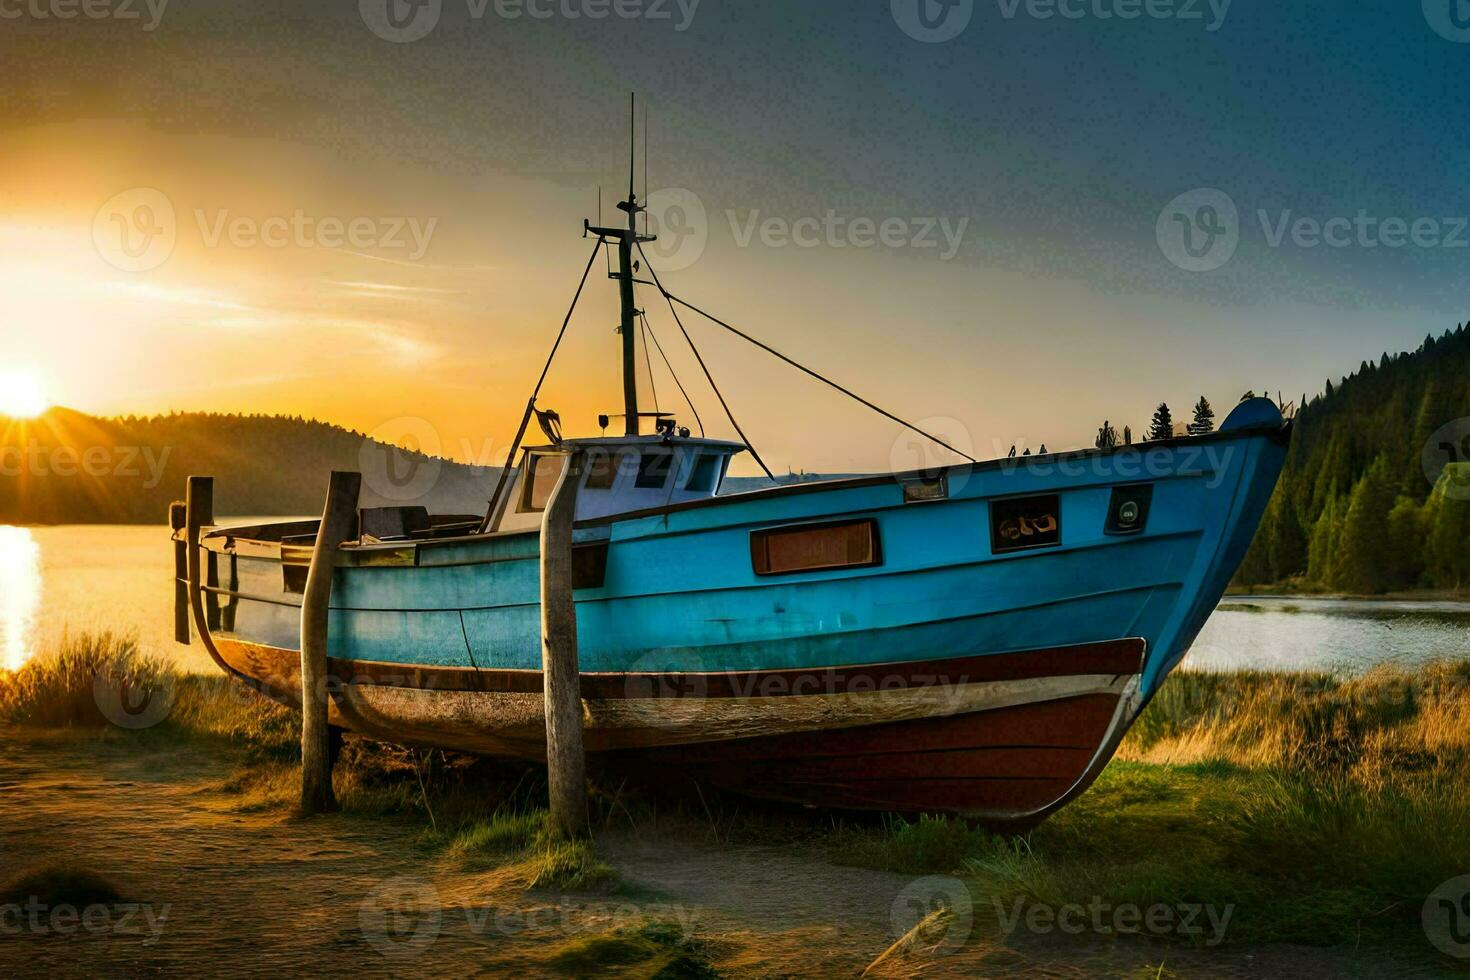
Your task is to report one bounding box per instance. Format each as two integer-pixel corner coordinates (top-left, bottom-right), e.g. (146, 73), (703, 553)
(1187, 397), (1215, 436)
(1307, 494), (1343, 585)
(1147, 403), (1173, 442)
(1423, 465), (1470, 589)
(1334, 456), (1397, 593)
(1385, 496), (1426, 589)
(1268, 494), (1307, 581)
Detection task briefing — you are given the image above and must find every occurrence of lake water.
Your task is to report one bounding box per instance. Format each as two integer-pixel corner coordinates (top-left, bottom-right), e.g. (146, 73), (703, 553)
(2, 524), (1467, 675)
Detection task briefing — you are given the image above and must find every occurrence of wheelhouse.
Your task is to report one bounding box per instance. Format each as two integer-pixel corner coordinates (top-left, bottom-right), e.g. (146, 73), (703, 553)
(490, 434), (746, 532)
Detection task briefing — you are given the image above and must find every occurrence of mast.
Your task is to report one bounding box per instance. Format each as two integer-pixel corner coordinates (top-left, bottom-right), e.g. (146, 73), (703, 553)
(590, 92), (656, 437)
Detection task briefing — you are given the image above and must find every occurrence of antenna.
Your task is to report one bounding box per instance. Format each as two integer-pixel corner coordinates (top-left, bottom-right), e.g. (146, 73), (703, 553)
(643, 107), (649, 201)
(628, 92), (636, 206)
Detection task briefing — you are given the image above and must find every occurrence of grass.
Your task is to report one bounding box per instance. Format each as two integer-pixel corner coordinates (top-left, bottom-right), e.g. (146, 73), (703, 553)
(0, 633), (617, 892)
(545, 921), (718, 979)
(832, 662), (1470, 956)
(437, 808), (618, 890)
(9, 632), (1470, 960)
(0, 630), (296, 751)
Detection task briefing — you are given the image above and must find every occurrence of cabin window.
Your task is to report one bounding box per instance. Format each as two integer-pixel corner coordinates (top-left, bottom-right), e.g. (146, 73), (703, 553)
(990, 494), (1061, 554)
(635, 450), (675, 489)
(519, 453), (566, 513)
(282, 562), (308, 595)
(584, 451), (620, 490)
(750, 519), (881, 575)
(684, 453), (721, 492)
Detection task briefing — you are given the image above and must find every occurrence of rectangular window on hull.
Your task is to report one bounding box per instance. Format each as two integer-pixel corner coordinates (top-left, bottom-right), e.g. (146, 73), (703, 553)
(750, 519), (880, 575)
(990, 493), (1061, 554)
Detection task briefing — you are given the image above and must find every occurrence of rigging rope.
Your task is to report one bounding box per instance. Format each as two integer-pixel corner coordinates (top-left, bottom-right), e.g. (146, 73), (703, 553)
(479, 236), (606, 531)
(660, 291), (978, 464)
(635, 241), (776, 480)
(640, 309), (704, 436)
(639, 314), (660, 415)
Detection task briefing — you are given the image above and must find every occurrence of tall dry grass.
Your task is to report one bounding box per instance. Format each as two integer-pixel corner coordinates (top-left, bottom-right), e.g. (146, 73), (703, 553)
(0, 630), (296, 748)
(837, 662), (1470, 951)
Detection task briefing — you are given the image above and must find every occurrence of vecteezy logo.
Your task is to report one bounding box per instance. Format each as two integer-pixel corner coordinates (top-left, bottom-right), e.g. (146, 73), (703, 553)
(93, 188), (176, 273)
(642, 188), (708, 273)
(1422, 419), (1470, 500)
(1424, 875), (1470, 958)
(891, 0), (973, 43)
(621, 652), (712, 730)
(359, 877), (442, 957)
(92, 668), (175, 730)
(360, 0), (442, 43)
(1424, 0), (1470, 42)
(889, 876), (974, 955)
(360, 417), (444, 503)
(1156, 188), (1239, 272)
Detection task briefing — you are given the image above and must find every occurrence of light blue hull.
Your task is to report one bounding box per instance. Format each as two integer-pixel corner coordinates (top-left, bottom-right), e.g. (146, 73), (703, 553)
(211, 404), (1288, 707)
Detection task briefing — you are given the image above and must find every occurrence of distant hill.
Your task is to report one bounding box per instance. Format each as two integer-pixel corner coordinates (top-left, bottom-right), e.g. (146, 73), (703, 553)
(0, 408), (501, 524)
(1236, 322), (1470, 592)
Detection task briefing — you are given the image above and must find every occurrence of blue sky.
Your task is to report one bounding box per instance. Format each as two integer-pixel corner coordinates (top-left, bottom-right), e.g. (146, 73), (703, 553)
(2, 1), (1466, 471)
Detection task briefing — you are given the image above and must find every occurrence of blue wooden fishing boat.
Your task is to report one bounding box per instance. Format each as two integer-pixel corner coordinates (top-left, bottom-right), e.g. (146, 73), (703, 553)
(171, 124), (1290, 824)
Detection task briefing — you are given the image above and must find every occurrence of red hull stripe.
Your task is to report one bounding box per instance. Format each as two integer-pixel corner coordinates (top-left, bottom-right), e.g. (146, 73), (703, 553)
(304, 637), (1145, 697)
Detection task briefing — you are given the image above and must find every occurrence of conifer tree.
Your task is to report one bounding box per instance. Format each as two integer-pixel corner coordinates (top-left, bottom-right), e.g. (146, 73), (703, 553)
(1147, 403), (1173, 441)
(1268, 494), (1307, 581)
(1187, 397), (1215, 436)
(1334, 457), (1397, 593)
(1423, 465), (1470, 589)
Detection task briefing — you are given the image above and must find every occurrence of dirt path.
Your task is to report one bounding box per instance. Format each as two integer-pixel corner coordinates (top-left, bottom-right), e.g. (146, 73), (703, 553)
(0, 735), (1431, 979)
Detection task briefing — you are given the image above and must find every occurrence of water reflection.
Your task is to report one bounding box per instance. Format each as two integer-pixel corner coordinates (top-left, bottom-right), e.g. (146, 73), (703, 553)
(1187, 596), (1470, 674)
(0, 526), (41, 670)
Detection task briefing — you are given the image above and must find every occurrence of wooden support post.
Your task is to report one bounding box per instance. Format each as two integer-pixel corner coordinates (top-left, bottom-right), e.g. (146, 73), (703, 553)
(300, 470), (361, 815)
(170, 501), (190, 645)
(185, 477), (214, 659)
(540, 451), (588, 840)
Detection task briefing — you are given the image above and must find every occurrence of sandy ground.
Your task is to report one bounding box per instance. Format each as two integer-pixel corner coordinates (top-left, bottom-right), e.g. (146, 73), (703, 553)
(0, 733), (1451, 979)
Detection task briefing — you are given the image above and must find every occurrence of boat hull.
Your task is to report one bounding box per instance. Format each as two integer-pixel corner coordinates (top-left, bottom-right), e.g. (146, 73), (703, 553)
(213, 635), (1142, 823)
(184, 403), (1290, 822)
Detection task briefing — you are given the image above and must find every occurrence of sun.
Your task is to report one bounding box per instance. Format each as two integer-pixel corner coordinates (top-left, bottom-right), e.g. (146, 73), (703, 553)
(0, 368), (51, 419)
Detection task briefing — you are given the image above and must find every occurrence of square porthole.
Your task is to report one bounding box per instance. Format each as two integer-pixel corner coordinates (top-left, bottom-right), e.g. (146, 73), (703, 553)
(1105, 484), (1153, 535)
(990, 494), (1061, 554)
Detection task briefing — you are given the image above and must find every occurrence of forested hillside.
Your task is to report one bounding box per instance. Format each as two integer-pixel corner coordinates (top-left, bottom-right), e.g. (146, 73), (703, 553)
(0, 408), (499, 524)
(1236, 322), (1470, 593)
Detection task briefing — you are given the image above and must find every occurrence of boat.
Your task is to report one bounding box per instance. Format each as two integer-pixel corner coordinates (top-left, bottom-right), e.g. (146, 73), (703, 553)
(169, 108), (1290, 825)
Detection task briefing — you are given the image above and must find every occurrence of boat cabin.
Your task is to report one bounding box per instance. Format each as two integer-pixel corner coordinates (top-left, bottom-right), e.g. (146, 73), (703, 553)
(491, 433), (747, 532)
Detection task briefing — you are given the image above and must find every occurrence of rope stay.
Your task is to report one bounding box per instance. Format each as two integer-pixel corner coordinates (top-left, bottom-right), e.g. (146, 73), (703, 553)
(639, 314), (660, 416)
(635, 241), (776, 480)
(640, 308), (705, 436)
(479, 236), (606, 532)
(661, 291), (979, 465)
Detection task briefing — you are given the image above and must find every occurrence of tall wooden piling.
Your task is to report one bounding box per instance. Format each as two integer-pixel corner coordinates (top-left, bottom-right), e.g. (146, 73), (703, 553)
(300, 470), (362, 815)
(540, 451), (588, 839)
(170, 501), (190, 645)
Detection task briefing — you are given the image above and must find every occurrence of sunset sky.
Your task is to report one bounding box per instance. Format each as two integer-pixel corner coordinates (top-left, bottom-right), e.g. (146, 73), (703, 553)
(2, 2), (1466, 474)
